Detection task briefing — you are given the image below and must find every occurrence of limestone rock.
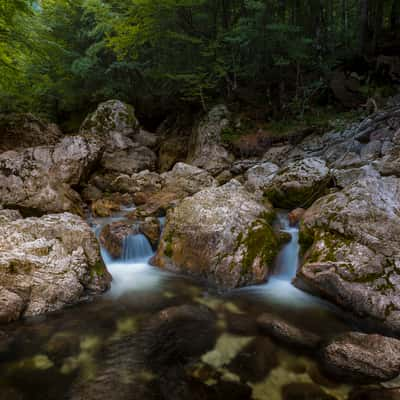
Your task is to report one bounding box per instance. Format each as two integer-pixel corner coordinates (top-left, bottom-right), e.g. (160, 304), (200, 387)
(152, 180), (280, 288)
(294, 176), (400, 333)
(187, 105), (235, 175)
(320, 332), (400, 382)
(0, 213), (111, 322)
(263, 158), (330, 208)
(0, 135), (102, 215)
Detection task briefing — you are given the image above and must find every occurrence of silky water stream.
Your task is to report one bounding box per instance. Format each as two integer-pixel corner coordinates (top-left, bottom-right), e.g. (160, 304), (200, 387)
(0, 210), (367, 400)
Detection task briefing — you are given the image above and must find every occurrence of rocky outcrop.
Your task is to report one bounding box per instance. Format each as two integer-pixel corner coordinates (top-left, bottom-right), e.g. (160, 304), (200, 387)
(0, 113), (62, 153)
(187, 105), (235, 175)
(244, 162), (279, 197)
(0, 135), (102, 215)
(320, 332), (400, 382)
(152, 180), (281, 288)
(263, 157), (331, 208)
(0, 213), (111, 322)
(294, 176), (400, 333)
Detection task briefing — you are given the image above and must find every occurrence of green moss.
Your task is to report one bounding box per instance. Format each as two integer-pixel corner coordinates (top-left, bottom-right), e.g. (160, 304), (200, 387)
(91, 260), (106, 277)
(164, 231), (174, 258)
(234, 216), (279, 275)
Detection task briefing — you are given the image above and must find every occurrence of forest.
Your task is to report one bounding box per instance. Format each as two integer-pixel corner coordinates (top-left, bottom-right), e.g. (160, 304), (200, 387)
(1, 0), (400, 129)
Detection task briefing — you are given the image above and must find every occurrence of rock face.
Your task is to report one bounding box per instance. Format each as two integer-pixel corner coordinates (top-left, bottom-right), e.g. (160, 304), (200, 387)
(0, 113), (62, 152)
(0, 135), (102, 215)
(0, 213), (111, 322)
(263, 157), (331, 208)
(320, 332), (400, 382)
(244, 162), (279, 196)
(187, 105), (235, 175)
(152, 180), (280, 288)
(295, 176), (400, 333)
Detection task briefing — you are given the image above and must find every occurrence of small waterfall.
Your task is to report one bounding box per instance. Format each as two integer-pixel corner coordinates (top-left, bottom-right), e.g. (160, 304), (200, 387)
(121, 234), (153, 262)
(273, 212), (300, 281)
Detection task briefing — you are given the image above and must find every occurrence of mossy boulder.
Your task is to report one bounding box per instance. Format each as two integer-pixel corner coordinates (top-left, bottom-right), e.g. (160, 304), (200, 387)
(79, 100), (139, 140)
(294, 176), (400, 333)
(152, 180), (281, 289)
(263, 157), (331, 208)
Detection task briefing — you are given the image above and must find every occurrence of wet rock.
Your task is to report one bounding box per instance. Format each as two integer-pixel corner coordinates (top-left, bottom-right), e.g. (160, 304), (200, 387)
(140, 217), (161, 247)
(0, 113), (62, 153)
(263, 158), (330, 209)
(143, 304), (218, 366)
(153, 180), (280, 289)
(0, 213), (111, 321)
(282, 382), (337, 400)
(348, 387), (400, 400)
(99, 221), (137, 259)
(294, 176), (400, 333)
(225, 312), (259, 336)
(227, 337), (278, 382)
(320, 332), (400, 382)
(187, 105), (235, 175)
(257, 313), (321, 350)
(288, 208), (306, 226)
(0, 135), (102, 215)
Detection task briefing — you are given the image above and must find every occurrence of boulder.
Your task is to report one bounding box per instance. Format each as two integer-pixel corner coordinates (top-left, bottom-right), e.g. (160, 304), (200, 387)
(263, 157), (331, 209)
(244, 162), (279, 196)
(187, 105), (235, 175)
(0, 113), (62, 153)
(152, 180), (281, 289)
(101, 144), (157, 174)
(158, 135), (189, 173)
(0, 135), (102, 215)
(91, 198), (121, 217)
(294, 176), (400, 333)
(79, 100), (139, 141)
(257, 313), (321, 350)
(332, 164), (380, 188)
(0, 213), (111, 322)
(320, 332), (400, 382)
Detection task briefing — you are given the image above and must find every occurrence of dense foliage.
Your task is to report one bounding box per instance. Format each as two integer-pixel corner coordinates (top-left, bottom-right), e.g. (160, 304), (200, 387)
(0, 0), (399, 126)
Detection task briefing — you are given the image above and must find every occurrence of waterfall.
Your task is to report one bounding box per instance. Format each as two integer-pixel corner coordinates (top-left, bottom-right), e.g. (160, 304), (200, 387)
(121, 234), (153, 262)
(273, 212), (300, 281)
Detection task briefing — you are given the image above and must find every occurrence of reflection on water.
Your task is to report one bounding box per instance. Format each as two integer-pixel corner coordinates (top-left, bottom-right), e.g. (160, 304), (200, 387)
(0, 209), (371, 399)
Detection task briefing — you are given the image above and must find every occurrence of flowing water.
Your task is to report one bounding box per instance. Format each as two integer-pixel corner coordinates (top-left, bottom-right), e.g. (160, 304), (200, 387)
(0, 210), (368, 400)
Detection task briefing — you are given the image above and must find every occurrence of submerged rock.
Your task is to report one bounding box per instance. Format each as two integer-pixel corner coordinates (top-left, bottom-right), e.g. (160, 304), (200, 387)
(263, 157), (331, 208)
(320, 332), (400, 382)
(294, 176), (400, 333)
(0, 135), (102, 215)
(257, 313), (321, 350)
(187, 105), (235, 175)
(0, 213), (111, 322)
(152, 180), (281, 288)
(282, 382), (337, 400)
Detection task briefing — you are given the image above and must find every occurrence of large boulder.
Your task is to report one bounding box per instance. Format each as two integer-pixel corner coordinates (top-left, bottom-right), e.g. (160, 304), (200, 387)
(0, 113), (62, 153)
(244, 162), (279, 197)
(263, 157), (331, 208)
(79, 99), (139, 141)
(80, 100), (157, 174)
(187, 105), (235, 175)
(320, 332), (400, 382)
(152, 180), (281, 288)
(0, 213), (111, 322)
(294, 176), (400, 333)
(0, 136), (102, 215)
